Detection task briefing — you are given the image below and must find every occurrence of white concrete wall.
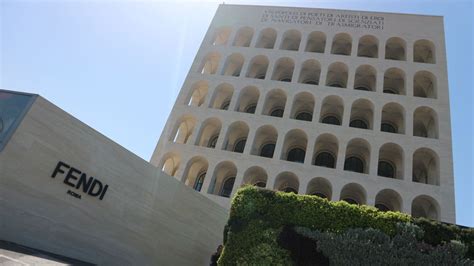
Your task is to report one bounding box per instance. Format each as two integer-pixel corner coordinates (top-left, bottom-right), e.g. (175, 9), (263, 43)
(151, 4), (455, 223)
(0, 96), (228, 265)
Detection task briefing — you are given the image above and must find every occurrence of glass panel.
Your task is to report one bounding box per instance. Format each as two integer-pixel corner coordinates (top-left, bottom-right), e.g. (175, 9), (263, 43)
(349, 119), (368, 129)
(260, 143), (275, 158)
(233, 138), (246, 153)
(193, 172), (206, 192)
(270, 108), (284, 117)
(295, 112), (312, 121)
(321, 116), (341, 125)
(344, 157), (364, 173)
(0, 91), (35, 151)
(287, 148), (305, 163)
(314, 152), (335, 168)
(245, 104), (256, 114)
(220, 177), (235, 198)
(208, 135), (219, 148)
(381, 123), (397, 133)
(378, 161), (395, 178)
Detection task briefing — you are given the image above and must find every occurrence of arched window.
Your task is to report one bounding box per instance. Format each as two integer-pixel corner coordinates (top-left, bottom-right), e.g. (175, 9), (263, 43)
(326, 62), (348, 88)
(255, 28), (277, 49)
(220, 177), (236, 198)
(381, 103), (405, 134)
(246, 55), (269, 79)
(195, 118), (222, 148)
(321, 116), (340, 125)
(344, 157), (365, 173)
(209, 83), (234, 110)
(291, 92), (314, 122)
(350, 99), (374, 130)
(186, 81), (208, 107)
(279, 29), (301, 51)
(381, 123), (397, 133)
(412, 148), (439, 185)
(242, 166), (268, 188)
(182, 156), (208, 190)
(414, 71), (437, 99)
(221, 53), (244, 77)
(340, 183), (366, 205)
(262, 89), (287, 117)
(245, 105), (256, 114)
(281, 129), (307, 163)
(413, 106), (438, 138)
(383, 68), (405, 95)
(305, 31), (326, 53)
(208, 135), (219, 148)
(199, 52), (221, 74)
(411, 195), (439, 220)
(307, 177), (332, 200)
(375, 189), (402, 212)
(223, 121), (249, 153)
(357, 35), (378, 58)
(160, 152), (181, 177)
(378, 161), (395, 178)
(260, 143), (275, 158)
(349, 119), (368, 129)
(270, 108), (284, 117)
(354, 65), (376, 92)
(233, 138), (246, 153)
(208, 161), (237, 197)
(298, 59), (321, 85)
(212, 27), (231, 45)
(314, 152), (336, 168)
(385, 37), (406, 61)
(287, 147), (306, 163)
(331, 33), (352, 55)
(412, 195), (439, 220)
(251, 125), (278, 158)
(313, 133), (338, 169)
(319, 95), (344, 126)
(170, 115), (196, 144)
(344, 138), (370, 174)
(414, 39), (435, 64)
(274, 172), (299, 193)
(193, 171), (206, 191)
(271, 57), (295, 82)
(235, 86), (260, 113)
(233, 27), (254, 47)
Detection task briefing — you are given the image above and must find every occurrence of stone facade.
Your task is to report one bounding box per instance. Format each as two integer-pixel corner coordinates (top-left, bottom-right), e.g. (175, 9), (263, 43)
(151, 4), (455, 223)
(0, 93), (228, 265)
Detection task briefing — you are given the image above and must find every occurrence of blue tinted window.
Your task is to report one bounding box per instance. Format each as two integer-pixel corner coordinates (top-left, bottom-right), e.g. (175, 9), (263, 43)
(0, 91), (35, 151)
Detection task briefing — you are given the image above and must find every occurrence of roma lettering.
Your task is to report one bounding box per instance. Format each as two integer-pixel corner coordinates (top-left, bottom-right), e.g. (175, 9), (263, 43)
(51, 161), (109, 200)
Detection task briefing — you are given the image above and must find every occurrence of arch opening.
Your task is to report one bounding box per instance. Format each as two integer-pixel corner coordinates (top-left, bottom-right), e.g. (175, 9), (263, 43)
(305, 31), (326, 53)
(344, 138), (370, 174)
(340, 183), (366, 205)
(262, 89), (287, 117)
(357, 35), (378, 58)
(385, 37), (406, 61)
(255, 28), (277, 49)
(412, 148), (439, 185)
(326, 62), (348, 88)
(223, 121), (249, 153)
(331, 33), (352, 55)
(233, 27), (254, 47)
(195, 118), (222, 148)
(251, 125), (278, 158)
(313, 134), (338, 169)
(279, 29), (301, 51)
(290, 92), (314, 122)
(298, 59), (321, 85)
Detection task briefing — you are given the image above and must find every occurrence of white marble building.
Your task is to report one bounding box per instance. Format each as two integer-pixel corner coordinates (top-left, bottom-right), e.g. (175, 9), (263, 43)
(151, 4), (455, 223)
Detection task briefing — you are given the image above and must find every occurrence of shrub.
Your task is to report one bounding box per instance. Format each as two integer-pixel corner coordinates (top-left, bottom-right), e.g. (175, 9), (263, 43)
(295, 224), (471, 265)
(218, 186), (474, 265)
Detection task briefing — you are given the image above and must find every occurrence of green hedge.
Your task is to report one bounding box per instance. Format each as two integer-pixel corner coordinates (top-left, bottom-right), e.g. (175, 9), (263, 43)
(218, 186), (474, 265)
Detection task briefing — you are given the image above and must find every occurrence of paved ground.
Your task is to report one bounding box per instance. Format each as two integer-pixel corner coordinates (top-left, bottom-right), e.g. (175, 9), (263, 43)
(0, 240), (92, 265)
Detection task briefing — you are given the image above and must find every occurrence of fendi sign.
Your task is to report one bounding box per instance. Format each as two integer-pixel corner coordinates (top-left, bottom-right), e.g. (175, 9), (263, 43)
(51, 161), (109, 200)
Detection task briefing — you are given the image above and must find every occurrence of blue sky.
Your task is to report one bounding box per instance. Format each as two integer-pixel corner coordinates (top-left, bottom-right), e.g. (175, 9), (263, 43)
(1, 0), (472, 226)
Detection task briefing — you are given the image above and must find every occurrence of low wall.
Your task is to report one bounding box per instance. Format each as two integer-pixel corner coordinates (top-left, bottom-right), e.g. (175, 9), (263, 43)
(0, 94), (228, 265)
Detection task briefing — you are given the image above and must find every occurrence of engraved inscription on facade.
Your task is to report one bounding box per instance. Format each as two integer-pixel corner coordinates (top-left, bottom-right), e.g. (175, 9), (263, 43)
(261, 9), (384, 30)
